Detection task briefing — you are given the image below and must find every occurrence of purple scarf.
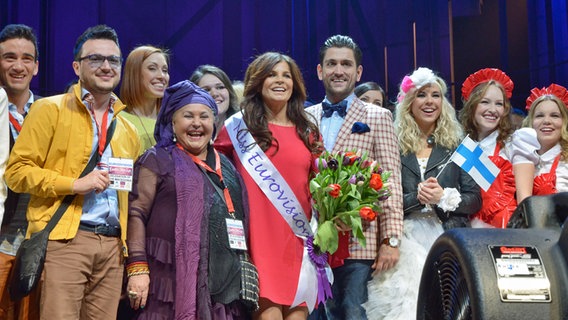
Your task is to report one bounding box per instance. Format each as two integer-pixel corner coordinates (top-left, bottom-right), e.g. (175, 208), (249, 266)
(172, 147), (211, 319)
(156, 80), (220, 318)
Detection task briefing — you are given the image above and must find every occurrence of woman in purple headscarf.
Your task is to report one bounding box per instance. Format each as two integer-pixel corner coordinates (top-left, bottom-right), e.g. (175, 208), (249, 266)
(125, 80), (252, 319)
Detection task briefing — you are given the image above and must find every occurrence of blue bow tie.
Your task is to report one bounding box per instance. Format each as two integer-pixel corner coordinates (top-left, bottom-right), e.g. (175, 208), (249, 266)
(322, 100), (348, 118)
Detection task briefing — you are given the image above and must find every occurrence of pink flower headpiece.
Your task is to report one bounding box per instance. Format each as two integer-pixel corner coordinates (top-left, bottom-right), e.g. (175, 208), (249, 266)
(525, 84), (568, 110)
(397, 67), (438, 103)
(461, 68), (514, 101)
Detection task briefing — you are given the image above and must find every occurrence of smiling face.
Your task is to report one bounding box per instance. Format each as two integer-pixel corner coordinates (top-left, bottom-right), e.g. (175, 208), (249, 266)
(359, 89), (383, 107)
(73, 39), (121, 95)
(261, 61), (293, 110)
(0, 38), (38, 96)
(317, 47), (362, 103)
(411, 84), (442, 133)
(197, 73), (230, 116)
(141, 52), (169, 99)
(532, 99), (564, 154)
(172, 103), (215, 160)
(474, 84), (505, 140)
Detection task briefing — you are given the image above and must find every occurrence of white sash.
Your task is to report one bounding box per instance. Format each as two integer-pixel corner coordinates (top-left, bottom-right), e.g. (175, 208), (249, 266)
(225, 113), (332, 311)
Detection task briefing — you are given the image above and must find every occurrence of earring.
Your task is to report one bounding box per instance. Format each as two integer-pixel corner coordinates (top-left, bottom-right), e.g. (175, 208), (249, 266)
(173, 134), (177, 142)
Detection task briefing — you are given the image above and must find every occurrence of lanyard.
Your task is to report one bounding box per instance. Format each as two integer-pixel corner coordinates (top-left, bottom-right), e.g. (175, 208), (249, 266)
(95, 109), (110, 156)
(8, 113), (22, 133)
(176, 143), (236, 215)
(85, 96), (111, 156)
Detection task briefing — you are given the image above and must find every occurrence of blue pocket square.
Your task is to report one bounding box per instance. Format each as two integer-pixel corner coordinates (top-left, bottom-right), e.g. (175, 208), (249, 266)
(352, 122), (370, 134)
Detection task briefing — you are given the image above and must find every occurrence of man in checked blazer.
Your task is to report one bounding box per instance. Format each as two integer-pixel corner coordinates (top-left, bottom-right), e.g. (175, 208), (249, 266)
(305, 35), (404, 320)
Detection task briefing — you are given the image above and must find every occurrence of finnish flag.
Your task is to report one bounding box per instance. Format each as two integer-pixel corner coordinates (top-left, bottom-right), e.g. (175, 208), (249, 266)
(449, 136), (501, 191)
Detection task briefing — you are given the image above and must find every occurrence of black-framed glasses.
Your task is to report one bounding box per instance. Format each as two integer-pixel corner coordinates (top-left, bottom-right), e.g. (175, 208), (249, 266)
(77, 54), (122, 69)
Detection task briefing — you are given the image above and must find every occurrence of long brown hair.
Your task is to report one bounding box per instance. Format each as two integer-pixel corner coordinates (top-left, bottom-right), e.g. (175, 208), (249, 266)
(460, 81), (513, 147)
(241, 52), (321, 154)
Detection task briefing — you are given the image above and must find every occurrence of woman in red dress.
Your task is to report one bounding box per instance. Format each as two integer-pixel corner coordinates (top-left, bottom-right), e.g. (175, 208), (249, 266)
(215, 52), (322, 320)
(459, 68), (517, 228)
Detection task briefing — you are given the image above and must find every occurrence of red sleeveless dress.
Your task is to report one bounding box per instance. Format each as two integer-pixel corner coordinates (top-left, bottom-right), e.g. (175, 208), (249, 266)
(473, 144), (517, 228)
(532, 155), (560, 195)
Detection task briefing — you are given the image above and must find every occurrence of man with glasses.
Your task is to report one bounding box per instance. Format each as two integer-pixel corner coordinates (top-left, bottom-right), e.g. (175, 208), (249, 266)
(0, 23), (41, 320)
(5, 25), (140, 319)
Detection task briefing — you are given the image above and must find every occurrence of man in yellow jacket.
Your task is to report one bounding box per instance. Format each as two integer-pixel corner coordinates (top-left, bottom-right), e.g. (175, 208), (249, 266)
(5, 25), (140, 319)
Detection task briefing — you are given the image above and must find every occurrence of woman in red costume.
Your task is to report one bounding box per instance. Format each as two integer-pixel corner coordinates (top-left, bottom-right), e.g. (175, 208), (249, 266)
(513, 84), (568, 202)
(460, 68), (516, 228)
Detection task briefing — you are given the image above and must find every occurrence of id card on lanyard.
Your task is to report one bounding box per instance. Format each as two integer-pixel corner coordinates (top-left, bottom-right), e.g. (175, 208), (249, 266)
(107, 157), (134, 191)
(177, 144), (247, 250)
(225, 113), (333, 309)
(85, 93), (134, 191)
(226, 218), (247, 250)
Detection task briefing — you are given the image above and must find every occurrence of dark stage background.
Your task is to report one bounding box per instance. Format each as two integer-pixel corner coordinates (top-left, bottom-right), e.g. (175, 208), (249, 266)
(2, 0), (567, 110)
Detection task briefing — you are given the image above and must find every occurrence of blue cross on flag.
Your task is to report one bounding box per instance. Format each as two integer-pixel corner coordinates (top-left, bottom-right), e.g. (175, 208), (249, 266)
(449, 136), (501, 191)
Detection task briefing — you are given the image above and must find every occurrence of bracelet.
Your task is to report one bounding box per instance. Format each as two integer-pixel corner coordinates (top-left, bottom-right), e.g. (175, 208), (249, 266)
(126, 261), (150, 278)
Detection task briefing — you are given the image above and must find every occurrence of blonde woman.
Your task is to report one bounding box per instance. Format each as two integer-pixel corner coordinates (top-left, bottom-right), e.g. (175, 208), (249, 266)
(364, 68), (481, 320)
(512, 84), (568, 202)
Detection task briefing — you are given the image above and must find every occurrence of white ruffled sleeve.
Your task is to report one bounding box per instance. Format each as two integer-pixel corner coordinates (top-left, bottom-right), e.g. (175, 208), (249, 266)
(555, 162), (568, 193)
(510, 128), (540, 165)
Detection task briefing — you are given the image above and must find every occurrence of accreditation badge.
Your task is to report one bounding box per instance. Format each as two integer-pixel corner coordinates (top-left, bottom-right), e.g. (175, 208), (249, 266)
(226, 218), (247, 250)
(108, 157), (134, 191)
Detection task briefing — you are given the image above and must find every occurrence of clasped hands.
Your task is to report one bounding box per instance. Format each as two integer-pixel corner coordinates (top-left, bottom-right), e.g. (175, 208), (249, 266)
(417, 177), (443, 205)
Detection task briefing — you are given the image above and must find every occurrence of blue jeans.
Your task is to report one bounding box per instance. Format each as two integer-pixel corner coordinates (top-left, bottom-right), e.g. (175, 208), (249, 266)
(325, 259), (373, 320)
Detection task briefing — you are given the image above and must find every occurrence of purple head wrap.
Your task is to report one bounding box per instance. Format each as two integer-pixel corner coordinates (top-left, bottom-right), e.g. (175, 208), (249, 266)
(154, 80), (218, 147)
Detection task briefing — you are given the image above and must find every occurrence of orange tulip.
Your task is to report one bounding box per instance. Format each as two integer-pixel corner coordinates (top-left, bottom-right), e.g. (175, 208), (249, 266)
(369, 173), (383, 190)
(359, 206), (377, 221)
(328, 184), (341, 198)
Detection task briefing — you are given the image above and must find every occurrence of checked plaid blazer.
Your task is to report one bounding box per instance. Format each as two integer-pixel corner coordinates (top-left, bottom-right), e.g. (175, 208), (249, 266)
(305, 98), (404, 260)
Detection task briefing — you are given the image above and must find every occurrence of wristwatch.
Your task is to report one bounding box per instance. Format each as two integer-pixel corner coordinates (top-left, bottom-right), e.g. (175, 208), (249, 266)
(381, 237), (400, 248)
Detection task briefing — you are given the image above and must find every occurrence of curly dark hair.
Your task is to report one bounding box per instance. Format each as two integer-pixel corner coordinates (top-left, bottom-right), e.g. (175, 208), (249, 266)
(241, 52), (322, 154)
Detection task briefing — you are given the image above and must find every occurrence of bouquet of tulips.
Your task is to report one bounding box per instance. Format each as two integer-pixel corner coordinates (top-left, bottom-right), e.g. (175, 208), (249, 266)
(310, 151), (391, 254)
